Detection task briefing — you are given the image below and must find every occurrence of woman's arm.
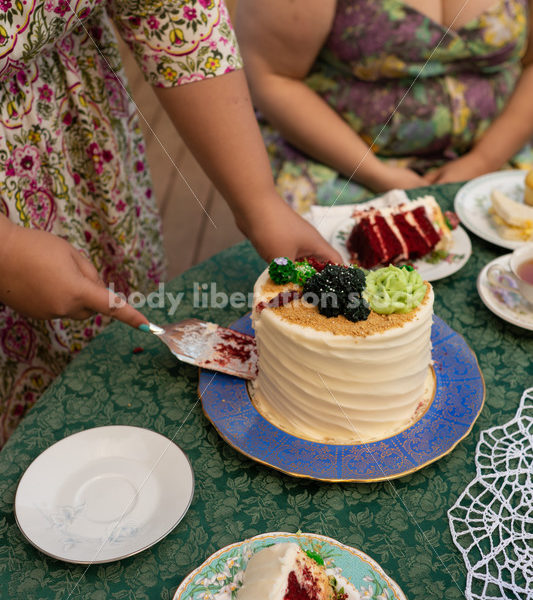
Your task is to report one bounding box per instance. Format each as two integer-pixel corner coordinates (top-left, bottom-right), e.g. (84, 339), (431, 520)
(234, 0), (428, 191)
(154, 70), (342, 262)
(0, 69), (341, 324)
(0, 215), (147, 326)
(427, 0), (533, 183)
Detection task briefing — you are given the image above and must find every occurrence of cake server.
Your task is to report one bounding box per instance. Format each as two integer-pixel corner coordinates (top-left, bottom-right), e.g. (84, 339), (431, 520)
(139, 319), (258, 380)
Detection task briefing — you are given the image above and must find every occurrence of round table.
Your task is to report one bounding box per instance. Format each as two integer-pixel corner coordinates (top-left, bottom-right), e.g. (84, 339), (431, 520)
(0, 183), (531, 599)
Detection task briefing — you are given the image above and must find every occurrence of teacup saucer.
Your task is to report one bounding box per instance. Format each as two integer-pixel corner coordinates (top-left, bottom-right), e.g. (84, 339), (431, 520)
(477, 254), (533, 330)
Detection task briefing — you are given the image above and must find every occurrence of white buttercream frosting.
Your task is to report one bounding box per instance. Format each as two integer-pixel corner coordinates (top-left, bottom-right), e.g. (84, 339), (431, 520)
(236, 543), (332, 600)
(252, 269), (434, 443)
(236, 543), (300, 600)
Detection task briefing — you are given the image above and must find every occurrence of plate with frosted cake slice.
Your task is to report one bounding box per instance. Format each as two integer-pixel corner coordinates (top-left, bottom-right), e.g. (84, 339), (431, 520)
(454, 169), (532, 249)
(199, 258), (485, 482)
(330, 192), (471, 281)
(173, 532), (407, 600)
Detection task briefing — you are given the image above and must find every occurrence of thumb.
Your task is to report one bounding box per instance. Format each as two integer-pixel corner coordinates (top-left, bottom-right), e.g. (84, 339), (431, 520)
(301, 234), (344, 264)
(83, 282), (149, 329)
(314, 241), (343, 264)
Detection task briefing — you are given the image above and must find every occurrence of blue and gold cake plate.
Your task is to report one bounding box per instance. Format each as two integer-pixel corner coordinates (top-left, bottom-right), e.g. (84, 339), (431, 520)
(199, 314), (485, 482)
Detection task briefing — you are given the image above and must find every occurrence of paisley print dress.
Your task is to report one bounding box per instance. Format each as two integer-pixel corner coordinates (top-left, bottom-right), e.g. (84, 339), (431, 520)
(262, 0), (533, 213)
(0, 0), (242, 444)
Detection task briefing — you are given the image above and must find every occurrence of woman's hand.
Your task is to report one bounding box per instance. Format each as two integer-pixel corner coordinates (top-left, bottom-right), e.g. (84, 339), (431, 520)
(367, 163), (431, 192)
(237, 196), (343, 263)
(0, 220), (147, 327)
(155, 72), (343, 265)
(425, 152), (494, 184)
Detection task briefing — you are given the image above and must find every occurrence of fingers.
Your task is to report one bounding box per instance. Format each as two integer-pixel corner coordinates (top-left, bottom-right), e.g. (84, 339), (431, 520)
(74, 251), (103, 285)
(71, 251), (148, 329)
(82, 282), (149, 330)
(424, 169), (441, 184)
(310, 240), (343, 264)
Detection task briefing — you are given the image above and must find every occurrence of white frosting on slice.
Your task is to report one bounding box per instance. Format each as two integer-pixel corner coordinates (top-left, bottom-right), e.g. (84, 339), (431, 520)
(367, 213), (390, 262)
(252, 270), (434, 443)
(236, 543), (332, 600)
(236, 543), (299, 600)
(404, 209), (427, 240)
(382, 212), (409, 260)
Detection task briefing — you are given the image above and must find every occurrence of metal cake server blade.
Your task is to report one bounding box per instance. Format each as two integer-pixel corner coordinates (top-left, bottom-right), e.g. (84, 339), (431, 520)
(146, 318), (258, 380)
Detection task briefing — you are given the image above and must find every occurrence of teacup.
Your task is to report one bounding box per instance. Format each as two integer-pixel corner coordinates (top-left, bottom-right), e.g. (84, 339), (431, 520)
(487, 244), (533, 305)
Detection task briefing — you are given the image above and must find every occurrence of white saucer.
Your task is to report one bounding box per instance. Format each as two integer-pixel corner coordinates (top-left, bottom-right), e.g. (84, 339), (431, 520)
(454, 170), (528, 250)
(331, 219), (471, 281)
(477, 254), (533, 330)
(15, 426), (194, 563)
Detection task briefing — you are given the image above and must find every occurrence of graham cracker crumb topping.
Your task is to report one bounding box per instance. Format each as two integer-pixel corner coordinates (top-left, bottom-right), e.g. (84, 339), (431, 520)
(261, 279), (431, 338)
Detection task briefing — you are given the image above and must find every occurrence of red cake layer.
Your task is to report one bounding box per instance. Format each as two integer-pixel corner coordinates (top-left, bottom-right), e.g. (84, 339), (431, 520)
(347, 217), (383, 268)
(347, 201), (443, 268)
(375, 215), (404, 263)
(285, 569), (325, 600)
(393, 213), (432, 258)
(412, 206), (441, 247)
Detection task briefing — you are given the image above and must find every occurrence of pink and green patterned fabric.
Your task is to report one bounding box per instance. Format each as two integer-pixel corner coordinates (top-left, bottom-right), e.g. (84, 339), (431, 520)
(0, 0), (242, 445)
(263, 0), (533, 213)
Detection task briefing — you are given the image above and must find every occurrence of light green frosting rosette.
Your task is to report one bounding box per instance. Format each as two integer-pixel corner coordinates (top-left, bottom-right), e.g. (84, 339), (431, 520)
(363, 266), (427, 314)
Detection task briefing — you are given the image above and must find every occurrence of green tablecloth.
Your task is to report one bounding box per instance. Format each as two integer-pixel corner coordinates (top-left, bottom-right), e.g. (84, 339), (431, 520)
(1, 184), (531, 600)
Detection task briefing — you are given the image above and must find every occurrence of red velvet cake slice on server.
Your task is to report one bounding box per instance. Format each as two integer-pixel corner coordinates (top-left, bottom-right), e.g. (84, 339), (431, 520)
(236, 543), (343, 600)
(347, 195), (452, 268)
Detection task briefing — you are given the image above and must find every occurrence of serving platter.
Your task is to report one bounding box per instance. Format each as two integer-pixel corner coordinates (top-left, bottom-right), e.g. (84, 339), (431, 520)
(173, 532), (407, 600)
(199, 314), (485, 482)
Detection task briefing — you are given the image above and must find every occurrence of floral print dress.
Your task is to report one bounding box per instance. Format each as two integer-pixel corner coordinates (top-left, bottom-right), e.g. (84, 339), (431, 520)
(0, 0), (241, 445)
(262, 0), (533, 213)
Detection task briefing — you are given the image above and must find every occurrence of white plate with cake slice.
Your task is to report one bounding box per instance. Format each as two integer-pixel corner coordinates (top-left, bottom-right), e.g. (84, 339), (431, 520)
(454, 170), (530, 250)
(331, 220), (471, 281)
(173, 532), (407, 600)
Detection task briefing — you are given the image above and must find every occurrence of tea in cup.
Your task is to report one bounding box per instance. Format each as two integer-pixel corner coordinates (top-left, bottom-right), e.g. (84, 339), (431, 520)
(487, 244), (533, 305)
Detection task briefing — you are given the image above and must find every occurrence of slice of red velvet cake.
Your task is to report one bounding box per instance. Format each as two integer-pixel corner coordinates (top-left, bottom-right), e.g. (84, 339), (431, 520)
(236, 543), (342, 600)
(347, 195), (452, 268)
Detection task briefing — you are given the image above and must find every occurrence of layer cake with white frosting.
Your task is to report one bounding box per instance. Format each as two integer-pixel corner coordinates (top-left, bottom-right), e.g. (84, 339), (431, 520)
(252, 260), (434, 444)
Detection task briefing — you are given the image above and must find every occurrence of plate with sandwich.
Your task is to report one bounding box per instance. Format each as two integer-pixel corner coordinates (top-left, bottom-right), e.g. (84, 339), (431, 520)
(454, 170), (533, 250)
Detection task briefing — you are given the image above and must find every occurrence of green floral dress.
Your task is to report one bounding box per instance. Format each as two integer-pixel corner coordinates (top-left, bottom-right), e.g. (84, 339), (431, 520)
(0, 0), (242, 445)
(262, 0), (533, 213)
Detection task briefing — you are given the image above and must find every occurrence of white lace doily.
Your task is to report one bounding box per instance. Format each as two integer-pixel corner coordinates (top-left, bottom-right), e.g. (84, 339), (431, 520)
(448, 387), (533, 600)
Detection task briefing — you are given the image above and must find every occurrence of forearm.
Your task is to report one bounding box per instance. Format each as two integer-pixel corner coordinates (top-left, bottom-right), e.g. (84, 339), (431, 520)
(154, 70), (283, 231)
(249, 71), (383, 187)
(0, 215), (15, 297)
(0, 213), (13, 237)
(472, 64), (533, 168)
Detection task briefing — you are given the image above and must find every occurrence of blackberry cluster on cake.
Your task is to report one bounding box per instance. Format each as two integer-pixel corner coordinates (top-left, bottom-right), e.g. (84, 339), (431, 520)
(302, 264), (370, 322)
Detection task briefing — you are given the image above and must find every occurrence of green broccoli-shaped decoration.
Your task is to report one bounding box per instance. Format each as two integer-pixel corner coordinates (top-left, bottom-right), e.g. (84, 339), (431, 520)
(294, 261), (317, 285)
(268, 257), (297, 284)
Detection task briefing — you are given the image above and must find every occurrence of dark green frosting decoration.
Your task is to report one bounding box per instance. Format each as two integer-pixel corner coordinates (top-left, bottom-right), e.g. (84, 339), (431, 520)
(268, 257), (297, 284)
